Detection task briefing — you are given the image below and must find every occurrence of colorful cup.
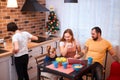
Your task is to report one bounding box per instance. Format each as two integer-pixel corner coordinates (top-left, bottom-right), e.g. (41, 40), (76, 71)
(62, 62), (68, 69)
(53, 61), (58, 68)
(88, 57), (93, 65)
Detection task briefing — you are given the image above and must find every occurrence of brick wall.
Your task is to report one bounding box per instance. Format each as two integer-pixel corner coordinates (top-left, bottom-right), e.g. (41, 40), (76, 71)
(0, 0), (46, 42)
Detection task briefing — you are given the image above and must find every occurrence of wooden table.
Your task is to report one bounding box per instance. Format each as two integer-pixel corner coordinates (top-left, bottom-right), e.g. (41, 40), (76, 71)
(37, 60), (97, 80)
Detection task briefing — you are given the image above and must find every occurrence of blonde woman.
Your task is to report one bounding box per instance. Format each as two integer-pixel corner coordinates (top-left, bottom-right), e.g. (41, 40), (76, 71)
(60, 28), (81, 59)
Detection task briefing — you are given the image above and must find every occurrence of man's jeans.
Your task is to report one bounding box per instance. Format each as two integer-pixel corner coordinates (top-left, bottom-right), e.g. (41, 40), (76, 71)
(93, 62), (103, 80)
(79, 62), (103, 80)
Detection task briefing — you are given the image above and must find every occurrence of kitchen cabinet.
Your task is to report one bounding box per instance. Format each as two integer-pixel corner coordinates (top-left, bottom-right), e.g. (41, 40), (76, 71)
(42, 40), (60, 55)
(0, 56), (18, 80)
(42, 41), (55, 54)
(0, 37), (60, 80)
(28, 46), (42, 80)
(0, 56), (11, 80)
(54, 40), (60, 55)
(28, 39), (60, 80)
(10, 56), (18, 80)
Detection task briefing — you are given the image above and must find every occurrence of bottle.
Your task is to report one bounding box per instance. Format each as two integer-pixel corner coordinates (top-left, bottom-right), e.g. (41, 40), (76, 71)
(3, 40), (6, 49)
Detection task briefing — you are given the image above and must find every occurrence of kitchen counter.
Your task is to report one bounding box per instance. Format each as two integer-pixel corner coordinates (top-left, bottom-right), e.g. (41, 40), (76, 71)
(0, 36), (60, 58)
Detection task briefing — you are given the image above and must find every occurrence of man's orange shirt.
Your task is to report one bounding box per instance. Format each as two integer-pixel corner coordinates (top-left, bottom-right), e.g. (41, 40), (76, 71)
(85, 38), (112, 65)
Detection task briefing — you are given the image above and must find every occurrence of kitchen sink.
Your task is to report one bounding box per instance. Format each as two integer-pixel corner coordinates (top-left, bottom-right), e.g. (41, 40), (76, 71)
(31, 36), (52, 43)
(0, 49), (8, 54)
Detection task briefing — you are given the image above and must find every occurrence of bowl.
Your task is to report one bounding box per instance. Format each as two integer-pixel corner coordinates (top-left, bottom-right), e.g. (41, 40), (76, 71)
(72, 64), (83, 71)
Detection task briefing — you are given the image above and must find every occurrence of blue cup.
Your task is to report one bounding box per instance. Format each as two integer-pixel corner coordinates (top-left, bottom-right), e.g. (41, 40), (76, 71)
(88, 57), (93, 65)
(53, 61), (58, 68)
(62, 62), (68, 69)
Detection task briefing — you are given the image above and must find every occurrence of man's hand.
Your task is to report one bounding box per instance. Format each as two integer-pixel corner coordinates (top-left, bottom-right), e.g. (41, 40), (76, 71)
(112, 55), (120, 63)
(12, 49), (19, 54)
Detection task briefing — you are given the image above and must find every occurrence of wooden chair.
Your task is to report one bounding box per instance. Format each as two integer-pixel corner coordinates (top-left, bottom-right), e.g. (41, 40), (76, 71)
(35, 53), (51, 80)
(86, 51), (108, 80)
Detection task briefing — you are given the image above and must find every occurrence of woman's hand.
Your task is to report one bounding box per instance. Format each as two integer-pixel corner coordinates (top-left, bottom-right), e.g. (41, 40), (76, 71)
(65, 42), (72, 48)
(74, 54), (80, 59)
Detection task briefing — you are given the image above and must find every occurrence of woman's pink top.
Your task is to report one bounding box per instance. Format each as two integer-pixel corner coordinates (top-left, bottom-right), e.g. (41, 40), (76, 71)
(60, 40), (80, 58)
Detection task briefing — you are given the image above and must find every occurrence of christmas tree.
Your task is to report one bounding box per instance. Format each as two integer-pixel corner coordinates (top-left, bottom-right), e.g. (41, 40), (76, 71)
(46, 10), (59, 34)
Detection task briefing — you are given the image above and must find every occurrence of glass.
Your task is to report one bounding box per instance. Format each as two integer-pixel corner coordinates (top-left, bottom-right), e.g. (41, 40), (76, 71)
(52, 61), (58, 68)
(88, 57), (93, 65)
(62, 62), (68, 69)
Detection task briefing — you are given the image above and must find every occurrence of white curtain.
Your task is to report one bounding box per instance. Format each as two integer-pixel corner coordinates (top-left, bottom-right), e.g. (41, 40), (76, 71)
(46, 0), (120, 78)
(46, 0), (79, 40)
(46, 0), (120, 50)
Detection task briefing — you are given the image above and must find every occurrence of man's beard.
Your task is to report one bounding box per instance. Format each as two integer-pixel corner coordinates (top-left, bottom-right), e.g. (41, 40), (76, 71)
(92, 37), (98, 41)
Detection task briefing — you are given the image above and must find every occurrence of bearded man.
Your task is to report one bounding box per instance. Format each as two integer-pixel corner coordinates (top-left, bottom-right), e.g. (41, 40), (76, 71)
(80, 27), (120, 80)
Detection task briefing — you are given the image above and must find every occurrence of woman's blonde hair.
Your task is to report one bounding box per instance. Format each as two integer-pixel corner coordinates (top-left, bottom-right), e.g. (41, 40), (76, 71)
(60, 28), (75, 42)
